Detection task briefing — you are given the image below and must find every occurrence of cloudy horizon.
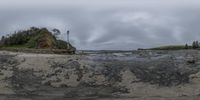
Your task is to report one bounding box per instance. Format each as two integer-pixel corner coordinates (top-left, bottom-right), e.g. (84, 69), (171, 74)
(0, 0), (200, 50)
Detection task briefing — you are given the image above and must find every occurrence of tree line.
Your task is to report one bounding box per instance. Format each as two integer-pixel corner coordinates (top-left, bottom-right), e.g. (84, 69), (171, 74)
(0, 27), (51, 46)
(185, 41), (200, 49)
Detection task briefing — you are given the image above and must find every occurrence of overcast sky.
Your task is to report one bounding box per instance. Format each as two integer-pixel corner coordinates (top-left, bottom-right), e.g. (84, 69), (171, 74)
(0, 0), (200, 50)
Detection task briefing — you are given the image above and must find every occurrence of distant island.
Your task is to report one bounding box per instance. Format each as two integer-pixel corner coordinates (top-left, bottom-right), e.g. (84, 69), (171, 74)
(0, 27), (76, 54)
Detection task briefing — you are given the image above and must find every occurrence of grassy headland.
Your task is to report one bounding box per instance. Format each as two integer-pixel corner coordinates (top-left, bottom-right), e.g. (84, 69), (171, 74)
(0, 27), (76, 53)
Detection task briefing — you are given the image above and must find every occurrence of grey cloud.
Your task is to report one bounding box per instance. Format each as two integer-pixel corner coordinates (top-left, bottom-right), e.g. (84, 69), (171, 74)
(0, 0), (200, 50)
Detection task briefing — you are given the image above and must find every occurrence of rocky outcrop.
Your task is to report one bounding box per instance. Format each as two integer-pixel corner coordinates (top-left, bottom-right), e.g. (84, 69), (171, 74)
(0, 50), (200, 99)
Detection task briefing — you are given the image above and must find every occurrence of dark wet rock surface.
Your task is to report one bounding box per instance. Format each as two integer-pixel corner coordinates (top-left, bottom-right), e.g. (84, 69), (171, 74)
(130, 57), (198, 86)
(8, 68), (43, 95)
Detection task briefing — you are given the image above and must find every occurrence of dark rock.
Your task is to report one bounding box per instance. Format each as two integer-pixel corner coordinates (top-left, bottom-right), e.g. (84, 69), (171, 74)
(187, 60), (195, 64)
(112, 86), (129, 94)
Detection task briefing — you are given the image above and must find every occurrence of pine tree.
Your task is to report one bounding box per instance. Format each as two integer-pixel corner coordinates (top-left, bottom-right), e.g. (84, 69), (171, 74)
(192, 41), (196, 49)
(192, 41), (200, 49)
(185, 44), (189, 49)
(195, 41), (199, 48)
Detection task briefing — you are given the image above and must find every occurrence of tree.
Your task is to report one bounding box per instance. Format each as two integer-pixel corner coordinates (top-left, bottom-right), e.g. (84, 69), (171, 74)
(185, 44), (189, 49)
(192, 41), (195, 49)
(192, 41), (200, 49)
(195, 41), (199, 48)
(0, 36), (5, 45)
(52, 28), (61, 38)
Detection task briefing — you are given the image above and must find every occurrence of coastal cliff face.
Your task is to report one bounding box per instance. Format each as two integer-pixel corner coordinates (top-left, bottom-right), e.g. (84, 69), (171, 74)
(0, 50), (200, 100)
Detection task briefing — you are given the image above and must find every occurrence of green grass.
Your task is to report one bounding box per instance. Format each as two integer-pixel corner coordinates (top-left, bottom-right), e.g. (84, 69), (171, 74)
(149, 45), (192, 50)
